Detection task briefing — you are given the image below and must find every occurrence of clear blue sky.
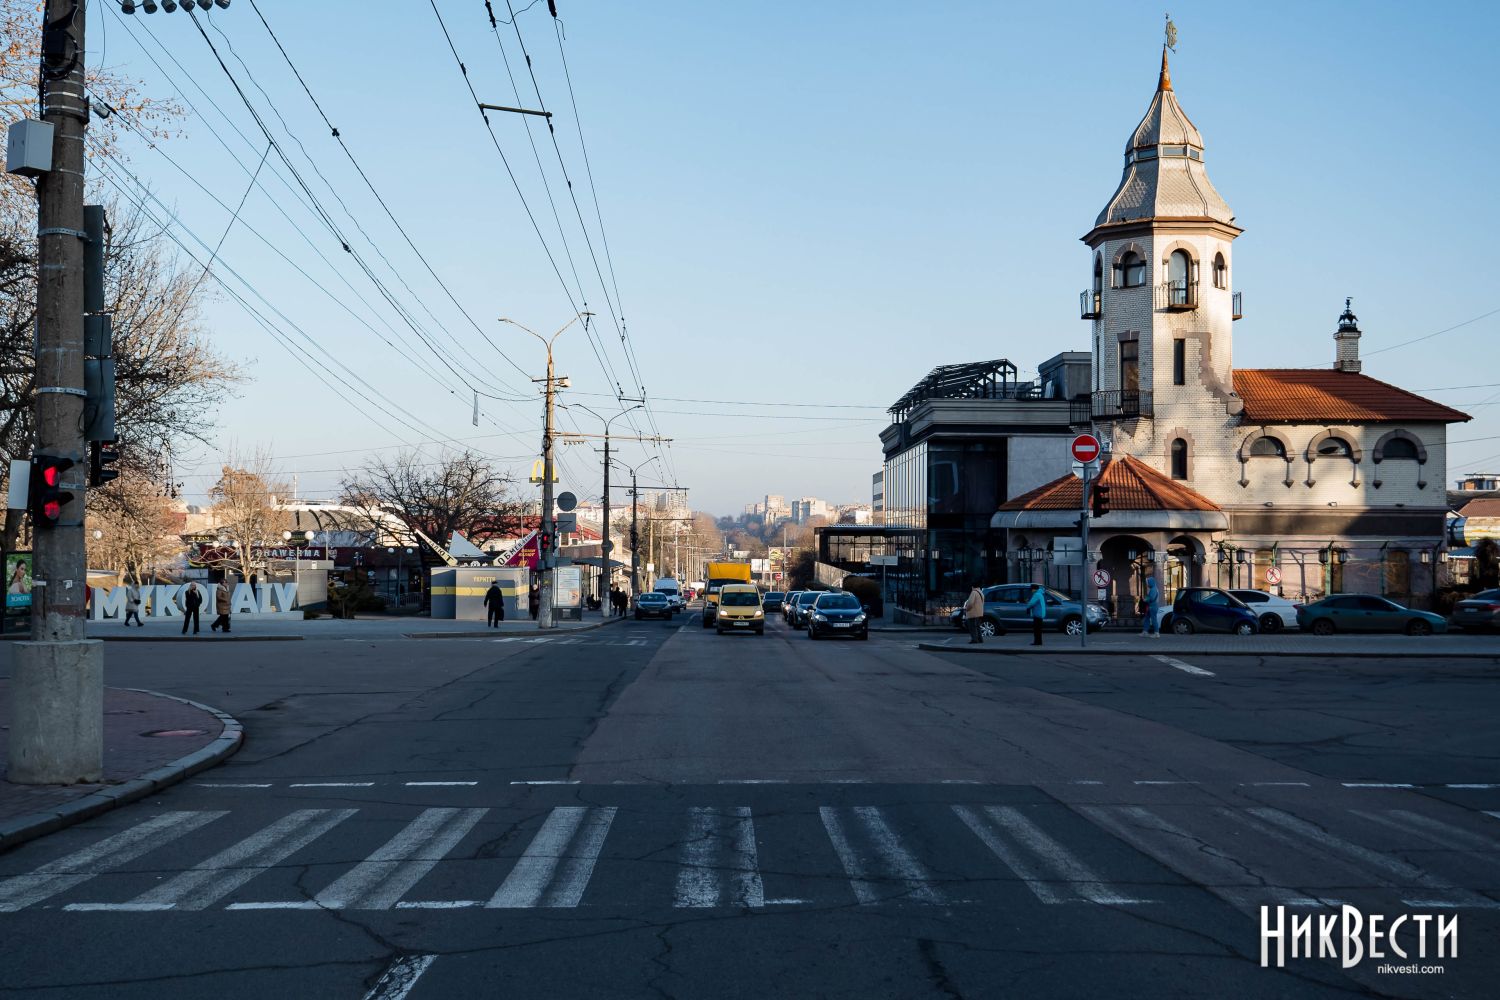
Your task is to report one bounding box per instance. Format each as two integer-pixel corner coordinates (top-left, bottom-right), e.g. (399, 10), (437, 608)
(89, 1), (1500, 515)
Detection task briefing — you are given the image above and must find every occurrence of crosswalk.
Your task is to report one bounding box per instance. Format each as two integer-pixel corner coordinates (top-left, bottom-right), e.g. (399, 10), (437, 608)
(3, 798), (1498, 915)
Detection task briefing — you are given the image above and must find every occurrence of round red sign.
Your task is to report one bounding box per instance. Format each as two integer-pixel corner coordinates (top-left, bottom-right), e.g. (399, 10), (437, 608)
(1071, 434), (1101, 463)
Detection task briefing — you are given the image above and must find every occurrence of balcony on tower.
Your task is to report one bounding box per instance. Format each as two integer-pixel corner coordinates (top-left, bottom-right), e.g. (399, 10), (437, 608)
(1162, 278), (1197, 311)
(1091, 389), (1152, 420)
(1232, 290), (1243, 320)
(1079, 289), (1101, 320)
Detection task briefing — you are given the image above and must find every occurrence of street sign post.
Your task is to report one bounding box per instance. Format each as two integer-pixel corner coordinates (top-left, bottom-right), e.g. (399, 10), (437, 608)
(1071, 434), (1101, 464)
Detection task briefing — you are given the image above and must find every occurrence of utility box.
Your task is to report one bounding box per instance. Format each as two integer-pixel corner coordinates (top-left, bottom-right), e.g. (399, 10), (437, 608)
(431, 566), (529, 620)
(6, 120), (53, 177)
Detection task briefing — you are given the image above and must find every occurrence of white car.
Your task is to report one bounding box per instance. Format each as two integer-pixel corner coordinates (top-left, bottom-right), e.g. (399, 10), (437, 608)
(1227, 589), (1301, 632)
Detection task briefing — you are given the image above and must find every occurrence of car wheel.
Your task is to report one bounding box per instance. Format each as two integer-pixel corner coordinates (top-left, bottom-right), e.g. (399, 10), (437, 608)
(1171, 618), (1195, 635)
(1311, 619), (1335, 636)
(1406, 619), (1433, 637)
(1258, 613), (1282, 634)
(1234, 621), (1256, 636)
(1062, 616), (1084, 637)
(978, 618), (999, 638)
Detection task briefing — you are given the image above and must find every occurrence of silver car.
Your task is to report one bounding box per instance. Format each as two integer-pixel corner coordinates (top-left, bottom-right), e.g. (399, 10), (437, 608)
(1450, 588), (1500, 632)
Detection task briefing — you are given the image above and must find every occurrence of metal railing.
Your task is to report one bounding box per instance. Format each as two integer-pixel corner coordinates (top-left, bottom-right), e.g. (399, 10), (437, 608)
(1091, 389), (1152, 420)
(1079, 290), (1101, 319)
(1163, 279), (1197, 310)
(1232, 290), (1243, 320)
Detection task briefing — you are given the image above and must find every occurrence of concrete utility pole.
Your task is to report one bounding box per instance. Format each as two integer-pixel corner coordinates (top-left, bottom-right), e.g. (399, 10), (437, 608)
(11, 0), (102, 784)
(500, 313), (589, 629)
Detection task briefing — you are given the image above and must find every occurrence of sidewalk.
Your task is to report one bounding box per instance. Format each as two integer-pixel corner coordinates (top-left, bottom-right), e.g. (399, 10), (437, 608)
(80, 607), (627, 641)
(0, 683), (242, 850)
(917, 631), (1500, 658)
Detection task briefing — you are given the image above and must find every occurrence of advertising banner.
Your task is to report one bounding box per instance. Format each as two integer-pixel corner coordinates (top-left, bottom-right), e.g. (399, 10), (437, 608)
(555, 566), (582, 608)
(5, 552), (32, 609)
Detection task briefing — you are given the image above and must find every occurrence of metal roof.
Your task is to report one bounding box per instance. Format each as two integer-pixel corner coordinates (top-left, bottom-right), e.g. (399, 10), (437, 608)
(888, 359), (1019, 420)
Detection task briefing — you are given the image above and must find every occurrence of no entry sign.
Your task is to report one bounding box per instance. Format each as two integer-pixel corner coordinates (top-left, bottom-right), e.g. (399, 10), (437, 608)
(1071, 434), (1101, 463)
(1092, 568), (1111, 588)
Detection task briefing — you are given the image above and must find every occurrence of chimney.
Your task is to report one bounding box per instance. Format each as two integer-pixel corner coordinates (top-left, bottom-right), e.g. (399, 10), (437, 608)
(1333, 297), (1361, 373)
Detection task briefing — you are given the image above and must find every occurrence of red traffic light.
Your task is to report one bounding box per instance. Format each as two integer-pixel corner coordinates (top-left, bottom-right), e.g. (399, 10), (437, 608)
(30, 454), (76, 529)
(42, 464), (61, 487)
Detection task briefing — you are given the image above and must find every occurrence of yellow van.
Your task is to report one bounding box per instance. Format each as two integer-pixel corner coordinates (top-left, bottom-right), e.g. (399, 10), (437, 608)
(715, 584), (765, 636)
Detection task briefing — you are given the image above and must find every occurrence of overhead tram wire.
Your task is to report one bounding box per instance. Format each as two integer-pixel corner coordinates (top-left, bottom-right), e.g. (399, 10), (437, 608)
(240, 1), (535, 391)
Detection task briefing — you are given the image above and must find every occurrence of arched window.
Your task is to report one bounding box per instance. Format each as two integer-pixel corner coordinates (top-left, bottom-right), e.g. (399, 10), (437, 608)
(1170, 438), (1188, 480)
(1116, 251), (1146, 288)
(1249, 437), (1286, 459)
(1382, 437), (1419, 460)
(1166, 250), (1195, 307)
(1092, 254), (1103, 293)
(1212, 252), (1227, 289)
(1317, 437), (1353, 459)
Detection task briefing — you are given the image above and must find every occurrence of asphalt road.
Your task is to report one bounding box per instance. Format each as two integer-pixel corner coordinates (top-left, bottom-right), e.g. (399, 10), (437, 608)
(0, 612), (1496, 999)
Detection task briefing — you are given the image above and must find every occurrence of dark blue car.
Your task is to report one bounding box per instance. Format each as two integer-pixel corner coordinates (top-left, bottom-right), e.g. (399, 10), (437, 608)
(1163, 587), (1258, 635)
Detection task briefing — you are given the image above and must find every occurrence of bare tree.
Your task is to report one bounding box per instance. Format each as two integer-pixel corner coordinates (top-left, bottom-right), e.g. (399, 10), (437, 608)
(209, 449), (289, 582)
(85, 467), (184, 586)
(339, 450), (525, 550)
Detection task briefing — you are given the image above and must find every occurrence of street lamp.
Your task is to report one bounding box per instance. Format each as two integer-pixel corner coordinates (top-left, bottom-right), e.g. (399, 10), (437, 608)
(610, 454), (661, 599)
(572, 401), (644, 606)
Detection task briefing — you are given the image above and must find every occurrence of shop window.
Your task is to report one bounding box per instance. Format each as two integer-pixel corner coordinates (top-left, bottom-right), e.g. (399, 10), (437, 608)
(1170, 438), (1188, 480)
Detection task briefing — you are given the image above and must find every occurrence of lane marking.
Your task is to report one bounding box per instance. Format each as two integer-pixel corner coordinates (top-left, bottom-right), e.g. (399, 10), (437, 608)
(224, 901), (323, 910)
(62, 902), (174, 912)
(674, 806), (764, 909)
(954, 804), (1149, 905)
(1445, 783), (1500, 789)
(195, 783), (273, 789)
(1149, 654), (1214, 677)
(362, 955), (437, 1000)
(819, 806), (943, 905)
(487, 806), (616, 908)
(394, 900), (483, 909)
(405, 781), (479, 787)
(509, 780), (580, 786)
(1487, 811), (1500, 822)
(1069, 780), (1104, 786)
(0, 811), (226, 912)
(1134, 780), (1196, 786)
(289, 782), (375, 788)
(1244, 781), (1311, 787)
(128, 808), (357, 911)
(717, 779), (787, 785)
(316, 808), (487, 910)
(1341, 782), (1414, 789)
(1354, 809), (1500, 855)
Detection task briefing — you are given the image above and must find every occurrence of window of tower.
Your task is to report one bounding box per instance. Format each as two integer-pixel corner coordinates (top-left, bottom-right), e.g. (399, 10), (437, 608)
(1382, 438), (1420, 460)
(1248, 437), (1287, 459)
(1093, 254), (1103, 293)
(1172, 339), (1186, 386)
(1170, 438), (1189, 480)
(1117, 251), (1146, 288)
(1213, 252), (1227, 289)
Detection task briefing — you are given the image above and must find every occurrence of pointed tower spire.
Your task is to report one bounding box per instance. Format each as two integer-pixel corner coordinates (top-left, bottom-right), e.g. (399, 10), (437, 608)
(1158, 46), (1172, 92)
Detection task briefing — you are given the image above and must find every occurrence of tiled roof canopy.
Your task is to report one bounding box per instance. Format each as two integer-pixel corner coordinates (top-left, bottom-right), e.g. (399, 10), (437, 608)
(1233, 370), (1471, 424)
(1457, 497), (1500, 517)
(999, 455), (1221, 513)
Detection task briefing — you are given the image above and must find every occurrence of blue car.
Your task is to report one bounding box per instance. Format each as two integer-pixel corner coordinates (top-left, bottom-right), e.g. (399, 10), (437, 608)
(1162, 588), (1258, 635)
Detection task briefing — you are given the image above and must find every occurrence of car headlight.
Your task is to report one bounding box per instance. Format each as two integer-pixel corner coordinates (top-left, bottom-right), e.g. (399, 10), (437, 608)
(753, 609), (764, 618)
(812, 612), (827, 622)
(854, 613), (866, 623)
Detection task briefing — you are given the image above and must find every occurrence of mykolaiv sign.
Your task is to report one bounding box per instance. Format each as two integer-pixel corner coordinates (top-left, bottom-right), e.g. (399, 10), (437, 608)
(90, 582), (300, 620)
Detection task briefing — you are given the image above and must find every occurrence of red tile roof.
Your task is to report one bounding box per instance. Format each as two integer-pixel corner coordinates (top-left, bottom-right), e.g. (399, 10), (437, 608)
(1457, 497), (1500, 517)
(1233, 369), (1470, 425)
(999, 455), (1221, 512)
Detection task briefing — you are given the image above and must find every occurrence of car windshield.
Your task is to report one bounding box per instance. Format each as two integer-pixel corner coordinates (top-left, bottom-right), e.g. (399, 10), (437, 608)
(639, 593), (666, 603)
(796, 593), (820, 606)
(721, 592), (759, 607)
(816, 595), (860, 610)
(765, 592), (785, 601)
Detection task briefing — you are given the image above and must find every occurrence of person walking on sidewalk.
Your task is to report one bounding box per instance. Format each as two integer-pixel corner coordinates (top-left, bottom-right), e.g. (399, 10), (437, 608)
(211, 579), (233, 633)
(1141, 573), (1161, 637)
(181, 583), (203, 635)
(124, 582), (143, 627)
(1025, 584), (1047, 646)
(962, 583), (986, 644)
(484, 581), (505, 627)
(528, 583), (540, 621)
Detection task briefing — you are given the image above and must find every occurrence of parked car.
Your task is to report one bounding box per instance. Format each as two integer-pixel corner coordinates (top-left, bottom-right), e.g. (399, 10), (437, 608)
(715, 584), (765, 635)
(633, 591), (674, 621)
(1226, 589), (1302, 633)
(1450, 588), (1500, 632)
(782, 591), (803, 621)
(947, 585), (1110, 638)
(1297, 594), (1448, 636)
(789, 590), (823, 628)
(1162, 588), (1259, 635)
(807, 591), (869, 640)
(762, 591), (787, 613)
(653, 578), (684, 611)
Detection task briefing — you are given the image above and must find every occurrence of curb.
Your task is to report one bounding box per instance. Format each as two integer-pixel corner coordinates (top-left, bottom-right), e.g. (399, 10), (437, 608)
(0, 689), (244, 854)
(98, 635), (303, 642)
(403, 614), (627, 640)
(916, 642), (1500, 660)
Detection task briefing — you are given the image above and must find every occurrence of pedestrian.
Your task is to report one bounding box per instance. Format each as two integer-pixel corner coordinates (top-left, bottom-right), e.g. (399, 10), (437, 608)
(484, 581), (505, 628)
(181, 583), (203, 635)
(124, 581), (143, 627)
(528, 583), (540, 621)
(1025, 584), (1047, 646)
(1141, 573), (1161, 638)
(962, 582), (986, 644)
(614, 588), (628, 617)
(211, 578), (232, 633)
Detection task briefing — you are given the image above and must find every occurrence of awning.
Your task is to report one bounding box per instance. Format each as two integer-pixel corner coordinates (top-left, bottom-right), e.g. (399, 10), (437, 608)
(567, 557), (629, 569)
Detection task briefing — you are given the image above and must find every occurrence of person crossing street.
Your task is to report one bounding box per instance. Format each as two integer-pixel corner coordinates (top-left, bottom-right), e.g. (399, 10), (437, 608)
(483, 581), (505, 627)
(1026, 584), (1047, 646)
(962, 583), (986, 644)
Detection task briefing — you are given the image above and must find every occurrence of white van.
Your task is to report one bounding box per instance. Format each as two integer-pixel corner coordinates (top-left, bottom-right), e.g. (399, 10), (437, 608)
(653, 578), (684, 611)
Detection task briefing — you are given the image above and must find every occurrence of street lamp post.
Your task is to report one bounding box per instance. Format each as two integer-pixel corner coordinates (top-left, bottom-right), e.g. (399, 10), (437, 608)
(572, 402), (643, 611)
(612, 455), (661, 600)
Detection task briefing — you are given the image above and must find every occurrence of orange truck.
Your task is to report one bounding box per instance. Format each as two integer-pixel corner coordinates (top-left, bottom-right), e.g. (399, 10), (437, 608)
(701, 561), (752, 628)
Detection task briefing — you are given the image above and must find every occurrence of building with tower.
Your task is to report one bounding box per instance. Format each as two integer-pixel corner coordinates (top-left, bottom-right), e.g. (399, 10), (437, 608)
(999, 48), (1469, 616)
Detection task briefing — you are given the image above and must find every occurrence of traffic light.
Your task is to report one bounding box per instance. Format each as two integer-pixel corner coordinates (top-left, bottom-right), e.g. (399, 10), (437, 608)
(538, 529), (553, 554)
(30, 455), (76, 529)
(90, 442), (120, 486)
(1091, 483), (1111, 519)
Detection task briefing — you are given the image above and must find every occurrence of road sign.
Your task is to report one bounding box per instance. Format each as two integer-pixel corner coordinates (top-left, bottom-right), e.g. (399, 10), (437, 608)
(1266, 566), (1282, 585)
(1070, 460), (1099, 480)
(869, 555), (898, 566)
(1071, 434), (1101, 463)
(556, 512), (577, 533)
(557, 491), (577, 512)
(1092, 568), (1111, 588)
(602, 539), (614, 553)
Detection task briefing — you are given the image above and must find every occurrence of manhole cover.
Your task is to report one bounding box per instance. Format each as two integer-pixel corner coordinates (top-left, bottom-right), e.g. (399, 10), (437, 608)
(140, 729), (209, 738)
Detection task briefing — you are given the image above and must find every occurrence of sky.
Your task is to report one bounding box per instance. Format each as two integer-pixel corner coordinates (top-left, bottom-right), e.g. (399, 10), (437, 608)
(83, 0), (1500, 516)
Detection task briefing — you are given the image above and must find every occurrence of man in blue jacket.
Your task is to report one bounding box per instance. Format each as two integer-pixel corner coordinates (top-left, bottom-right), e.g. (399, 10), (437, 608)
(1025, 584), (1046, 646)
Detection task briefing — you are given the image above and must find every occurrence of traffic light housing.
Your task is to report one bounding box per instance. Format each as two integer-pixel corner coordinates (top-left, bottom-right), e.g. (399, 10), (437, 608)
(30, 455), (76, 529)
(1091, 484), (1111, 519)
(90, 442), (119, 486)
(538, 529), (553, 554)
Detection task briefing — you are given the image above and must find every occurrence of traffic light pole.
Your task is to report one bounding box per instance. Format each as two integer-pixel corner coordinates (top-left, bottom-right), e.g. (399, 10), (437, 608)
(1080, 465), (1090, 650)
(12, 0), (104, 783)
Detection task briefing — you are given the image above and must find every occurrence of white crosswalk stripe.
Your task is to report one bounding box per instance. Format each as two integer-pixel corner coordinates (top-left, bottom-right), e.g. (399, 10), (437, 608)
(953, 805), (1149, 905)
(674, 806), (764, 908)
(820, 806), (944, 904)
(0, 811), (226, 912)
(487, 806), (616, 908)
(314, 808), (487, 910)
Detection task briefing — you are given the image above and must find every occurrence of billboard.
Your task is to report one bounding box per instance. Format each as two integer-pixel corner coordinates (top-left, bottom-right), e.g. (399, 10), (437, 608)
(5, 552), (32, 609)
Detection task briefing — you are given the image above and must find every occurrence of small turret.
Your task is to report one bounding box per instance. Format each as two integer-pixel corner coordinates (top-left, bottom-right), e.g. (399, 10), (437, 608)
(1334, 298), (1362, 373)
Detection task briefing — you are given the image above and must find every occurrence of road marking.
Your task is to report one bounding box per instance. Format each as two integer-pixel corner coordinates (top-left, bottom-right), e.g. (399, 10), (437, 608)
(1244, 781), (1311, 787)
(1068, 780), (1105, 786)
(1134, 780), (1196, 786)
(224, 901), (323, 910)
(674, 806), (764, 908)
(289, 782), (375, 788)
(316, 808), (487, 910)
(1448, 783), (1500, 789)
(62, 902), (174, 912)
(1341, 782), (1414, 789)
(954, 804), (1149, 905)
(1150, 654), (1214, 676)
(819, 806), (943, 905)
(394, 900), (483, 909)
(195, 783), (273, 789)
(510, 780), (580, 785)
(362, 955), (437, 1000)
(487, 806), (616, 908)
(1354, 809), (1500, 855)
(404, 781), (479, 787)
(717, 779), (787, 785)
(0, 811), (226, 912)
(126, 808), (357, 911)
(1487, 811), (1500, 823)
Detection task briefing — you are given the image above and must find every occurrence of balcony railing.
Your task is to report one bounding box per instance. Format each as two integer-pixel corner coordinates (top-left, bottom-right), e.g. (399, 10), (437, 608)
(1232, 290), (1243, 320)
(1092, 389), (1153, 420)
(1163, 279), (1197, 310)
(1079, 289), (1101, 320)
(1069, 399), (1092, 426)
